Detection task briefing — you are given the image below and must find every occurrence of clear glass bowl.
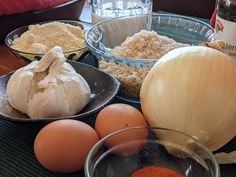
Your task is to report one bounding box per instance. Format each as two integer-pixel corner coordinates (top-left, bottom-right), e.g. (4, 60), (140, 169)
(85, 13), (215, 103)
(5, 20), (91, 63)
(85, 127), (220, 177)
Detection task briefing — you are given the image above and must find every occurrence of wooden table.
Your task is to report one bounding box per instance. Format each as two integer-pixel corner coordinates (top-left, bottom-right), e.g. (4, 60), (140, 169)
(0, 46), (26, 75)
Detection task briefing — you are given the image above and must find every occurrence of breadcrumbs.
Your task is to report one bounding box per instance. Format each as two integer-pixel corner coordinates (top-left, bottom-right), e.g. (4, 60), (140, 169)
(109, 30), (189, 59)
(100, 60), (149, 98)
(102, 30), (189, 99)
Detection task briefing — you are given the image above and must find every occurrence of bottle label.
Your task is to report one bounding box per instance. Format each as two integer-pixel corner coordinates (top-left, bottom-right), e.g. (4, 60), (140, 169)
(215, 15), (236, 59)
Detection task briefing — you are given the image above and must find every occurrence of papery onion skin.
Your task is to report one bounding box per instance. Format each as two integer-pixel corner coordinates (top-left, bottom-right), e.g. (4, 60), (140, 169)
(140, 46), (236, 151)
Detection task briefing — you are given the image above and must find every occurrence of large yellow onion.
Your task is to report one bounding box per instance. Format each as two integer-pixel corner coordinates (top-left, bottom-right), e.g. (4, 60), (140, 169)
(140, 46), (236, 151)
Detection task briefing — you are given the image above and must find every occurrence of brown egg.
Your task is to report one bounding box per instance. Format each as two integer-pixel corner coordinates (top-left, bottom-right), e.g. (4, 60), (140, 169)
(34, 119), (99, 173)
(95, 103), (148, 156)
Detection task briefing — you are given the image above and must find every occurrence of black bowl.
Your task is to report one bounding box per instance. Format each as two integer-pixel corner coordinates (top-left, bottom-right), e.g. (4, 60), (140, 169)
(0, 0), (85, 43)
(0, 61), (120, 122)
(5, 20), (92, 63)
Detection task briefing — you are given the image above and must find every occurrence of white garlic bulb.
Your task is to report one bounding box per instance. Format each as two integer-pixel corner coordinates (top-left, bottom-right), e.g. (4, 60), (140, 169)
(7, 46), (91, 119)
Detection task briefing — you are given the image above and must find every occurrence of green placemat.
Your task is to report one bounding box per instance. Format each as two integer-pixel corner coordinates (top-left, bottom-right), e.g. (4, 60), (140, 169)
(0, 98), (235, 177)
(0, 116), (97, 177)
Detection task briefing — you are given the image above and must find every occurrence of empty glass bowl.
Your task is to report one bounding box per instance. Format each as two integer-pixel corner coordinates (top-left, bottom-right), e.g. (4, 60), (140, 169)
(85, 13), (215, 103)
(85, 127), (220, 177)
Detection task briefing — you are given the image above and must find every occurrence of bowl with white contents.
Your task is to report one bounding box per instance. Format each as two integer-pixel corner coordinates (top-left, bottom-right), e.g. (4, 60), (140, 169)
(5, 20), (92, 63)
(85, 13), (215, 103)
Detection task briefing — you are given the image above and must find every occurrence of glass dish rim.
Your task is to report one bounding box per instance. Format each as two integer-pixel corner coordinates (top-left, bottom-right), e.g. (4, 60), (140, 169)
(84, 126), (220, 177)
(4, 20), (92, 56)
(85, 13), (216, 64)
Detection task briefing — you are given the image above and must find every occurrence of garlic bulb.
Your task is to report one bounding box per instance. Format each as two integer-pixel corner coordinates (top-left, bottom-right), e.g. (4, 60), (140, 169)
(140, 46), (236, 151)
(7, 46), (91, 119)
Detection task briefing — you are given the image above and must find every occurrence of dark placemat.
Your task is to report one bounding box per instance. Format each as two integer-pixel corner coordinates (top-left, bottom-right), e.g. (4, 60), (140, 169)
(0, 98), (235, 177)
(0, 114), (97, 177)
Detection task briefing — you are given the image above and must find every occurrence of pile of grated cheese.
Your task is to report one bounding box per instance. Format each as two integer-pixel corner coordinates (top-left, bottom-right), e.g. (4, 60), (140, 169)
(12, 22), (85, 54)
(109, 30), (189, 59)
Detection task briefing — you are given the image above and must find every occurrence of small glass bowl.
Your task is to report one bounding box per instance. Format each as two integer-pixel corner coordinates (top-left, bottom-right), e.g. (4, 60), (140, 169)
(5, 20), (92, 63)
(85, 13), (215, 103)
(85, 127), (220, 177)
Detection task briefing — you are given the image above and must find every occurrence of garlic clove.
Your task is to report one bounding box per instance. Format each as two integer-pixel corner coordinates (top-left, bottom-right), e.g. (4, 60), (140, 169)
(214, 151), (236, 164)
(29, 64), (91, 119)
(7, 61), (38, 114)
(35, 46), (65, 73)
(28, 84), (71, 118)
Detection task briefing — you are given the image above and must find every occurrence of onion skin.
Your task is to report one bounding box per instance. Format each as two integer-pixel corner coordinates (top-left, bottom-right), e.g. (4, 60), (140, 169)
(140, 46), (236, 151)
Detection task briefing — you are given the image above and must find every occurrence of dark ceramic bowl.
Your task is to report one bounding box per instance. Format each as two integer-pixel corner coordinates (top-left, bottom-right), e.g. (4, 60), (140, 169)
(5, 20), (92, 63)
(0, 0), (85, 43)
(0, 61), (120, 122)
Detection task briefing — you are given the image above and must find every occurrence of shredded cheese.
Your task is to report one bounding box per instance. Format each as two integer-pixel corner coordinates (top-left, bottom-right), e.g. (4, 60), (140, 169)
(12, 22), (85, 54)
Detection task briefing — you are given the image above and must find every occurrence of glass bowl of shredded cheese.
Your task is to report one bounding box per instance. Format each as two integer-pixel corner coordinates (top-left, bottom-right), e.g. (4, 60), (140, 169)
(5, 20), (92, 63)
(85, 13), (215, 103)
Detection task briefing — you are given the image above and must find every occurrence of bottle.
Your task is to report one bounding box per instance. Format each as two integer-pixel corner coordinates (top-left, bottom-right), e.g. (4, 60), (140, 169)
(215, 0), (236, 59)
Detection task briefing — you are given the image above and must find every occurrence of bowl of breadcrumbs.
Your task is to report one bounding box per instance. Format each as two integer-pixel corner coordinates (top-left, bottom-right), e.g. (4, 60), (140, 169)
(85, 13), (216, 103)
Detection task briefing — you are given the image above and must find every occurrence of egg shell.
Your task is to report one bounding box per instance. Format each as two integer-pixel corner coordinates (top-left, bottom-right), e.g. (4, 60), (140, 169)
(34, 119), (99, 173)
(95, 103), (148, 156)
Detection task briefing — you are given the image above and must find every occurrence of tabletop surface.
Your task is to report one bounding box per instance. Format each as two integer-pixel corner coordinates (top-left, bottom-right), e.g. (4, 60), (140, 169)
(0, 5), (235, 177)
